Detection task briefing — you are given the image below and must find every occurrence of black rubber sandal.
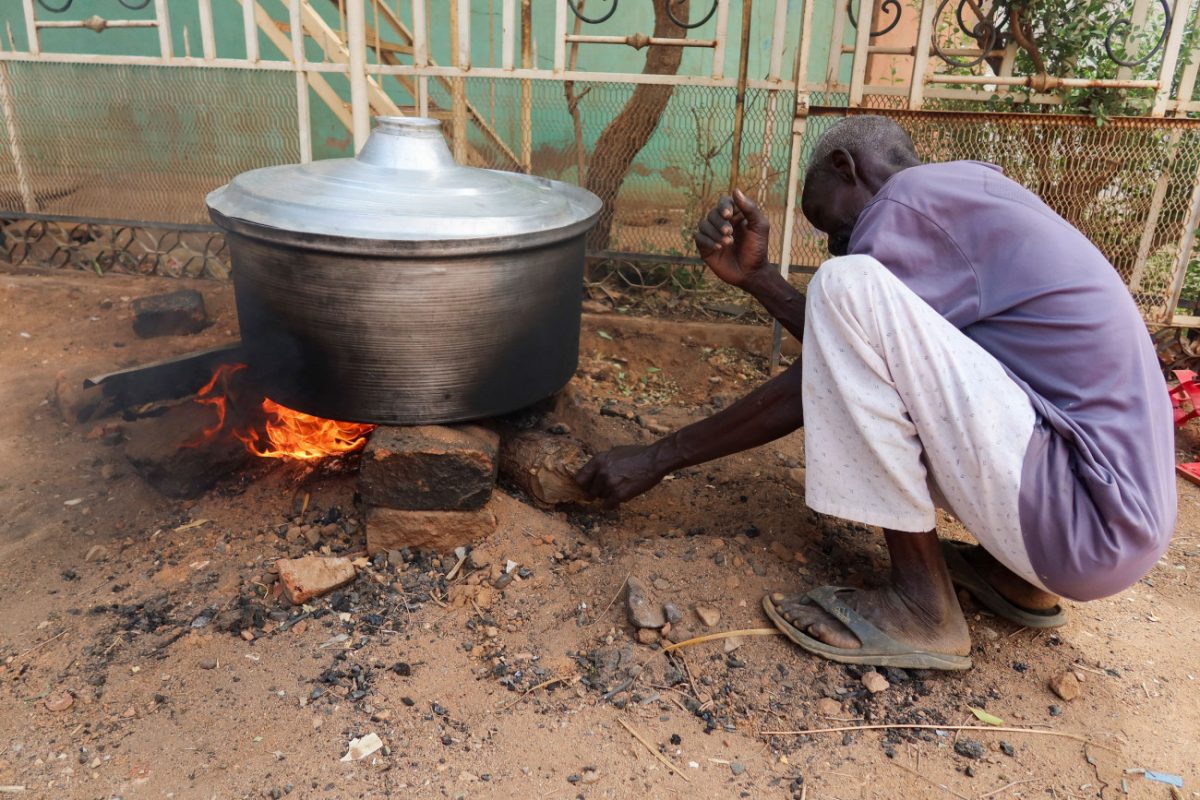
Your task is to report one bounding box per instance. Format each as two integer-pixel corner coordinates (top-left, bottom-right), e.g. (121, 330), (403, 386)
(762, 586), (973, 671)
(941, 540), (1066, 629)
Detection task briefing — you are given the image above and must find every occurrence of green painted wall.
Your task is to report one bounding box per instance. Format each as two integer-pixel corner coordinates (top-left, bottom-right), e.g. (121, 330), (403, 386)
(1, 1), (841, 208)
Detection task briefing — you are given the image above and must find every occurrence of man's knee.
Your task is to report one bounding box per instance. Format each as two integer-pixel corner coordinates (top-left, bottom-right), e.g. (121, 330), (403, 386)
(807, 254), (891, 314)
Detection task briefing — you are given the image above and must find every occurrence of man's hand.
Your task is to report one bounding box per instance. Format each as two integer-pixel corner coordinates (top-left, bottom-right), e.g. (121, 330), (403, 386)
(694, 189), (771, 289)
(575, 444), (669, 508)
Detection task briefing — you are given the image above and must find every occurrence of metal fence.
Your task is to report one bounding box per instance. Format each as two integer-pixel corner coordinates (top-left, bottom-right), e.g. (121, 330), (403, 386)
(1, 0), (1199, 338)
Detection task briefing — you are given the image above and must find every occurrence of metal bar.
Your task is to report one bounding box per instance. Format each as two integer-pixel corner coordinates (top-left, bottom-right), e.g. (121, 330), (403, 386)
(154, 0), (172, 59)
(927, 74), (1159, 89)
(37, 20), (160, 29)
(771, 0), (816, 372)
(1166, 158), (1200, 321)
(0, 50), (306, 69)
(1152, 0), (1191, 115)
(502, 0), (515, 69)
(767, 0), (788, 81)
(564, 35), (717, 47)
(771, 115), (808, 372)
(907, 0), (937, 109)
(457, 0), (471, 70)
(1172, 0), (1200, 112)
(1129, 129), (1181, 291)
(521, 0), (532, 170)
(449, 0), (467, 161)
(825, 0), (848, 86)
(847, 0), (873, 104)
(198, 0), (216, 60)
(412, 0), (428, 65)
(554, 0), (567, 73)
(711, 0), (730, 78)
(0, 61), (35, 213)
(840, 44), (1004, 57)
(289, 0), (313, 162)
(1116, 0), (1151, 82)
(729, 0), (754, 190)
(243, 0), (259, 61)
(347, 0), (371, 152)
(20, 0), (37, 56)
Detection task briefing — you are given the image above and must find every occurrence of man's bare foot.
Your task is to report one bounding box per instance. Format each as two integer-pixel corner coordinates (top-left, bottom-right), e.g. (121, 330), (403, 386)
(958, 544), (1060, 611)
(769, 584), (971, 655)
(769, 529), (970, 656)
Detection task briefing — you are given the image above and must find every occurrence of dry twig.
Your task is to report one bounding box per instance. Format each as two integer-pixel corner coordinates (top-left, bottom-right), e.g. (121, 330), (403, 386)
(661, 628), (781, 653)
(497, 676), (569, 711)
(618, 718), (690, 782)
(11, 629), (68, 662)
(979, 778), (1038, 799)
(585, 574), (630, 627)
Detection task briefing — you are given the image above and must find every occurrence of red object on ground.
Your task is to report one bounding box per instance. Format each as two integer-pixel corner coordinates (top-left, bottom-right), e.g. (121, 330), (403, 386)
(1170, 370), (1199, 426)
(1172, 371), (1200, 486)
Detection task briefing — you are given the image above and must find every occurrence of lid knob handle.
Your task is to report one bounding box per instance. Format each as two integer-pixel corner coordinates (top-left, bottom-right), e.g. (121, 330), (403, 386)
(357, 116), (458, 171)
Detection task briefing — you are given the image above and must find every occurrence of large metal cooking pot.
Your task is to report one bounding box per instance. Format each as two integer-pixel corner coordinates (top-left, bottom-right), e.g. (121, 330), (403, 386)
(206, 117), (601, 424)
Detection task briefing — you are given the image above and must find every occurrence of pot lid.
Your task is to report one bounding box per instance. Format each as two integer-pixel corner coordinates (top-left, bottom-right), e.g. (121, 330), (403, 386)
(206, 117), (601, 243)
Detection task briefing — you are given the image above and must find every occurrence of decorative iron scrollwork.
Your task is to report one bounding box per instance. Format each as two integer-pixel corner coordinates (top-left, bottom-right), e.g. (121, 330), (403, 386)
(929, 0), (1173, 72)
(567, 0), (619, 25)
(666, 0), (720, 29)
(847, 0), (904, 38)
(36, 0), (153, 12)
(1106, 0), (1172, 67)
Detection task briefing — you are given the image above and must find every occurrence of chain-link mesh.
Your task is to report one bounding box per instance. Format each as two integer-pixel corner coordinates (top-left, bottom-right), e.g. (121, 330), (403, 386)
(0, 62), (298, 225)
(0, 62), (1196, 324)
(791, 109), (1200, 322)
(431, 78), (796, 266)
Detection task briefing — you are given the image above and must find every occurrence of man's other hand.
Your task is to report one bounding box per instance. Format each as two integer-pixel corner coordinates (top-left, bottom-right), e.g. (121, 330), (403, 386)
(575, 444), (668, 508)
(694, 189), (770, 289)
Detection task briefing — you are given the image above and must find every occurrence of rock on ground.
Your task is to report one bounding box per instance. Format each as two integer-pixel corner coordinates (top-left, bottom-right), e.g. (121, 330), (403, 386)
(358, 425), (499, 511)
(131, 289), (208, 338)
(366, 504), (498, 554)
(276, 556), (357, 604)
(861, 671), (890, 694)
(123, 402), (254, 499)
(625, 576), (666, 629)
(694, 605), (721, 628)
(1049, 670), (1081, 701)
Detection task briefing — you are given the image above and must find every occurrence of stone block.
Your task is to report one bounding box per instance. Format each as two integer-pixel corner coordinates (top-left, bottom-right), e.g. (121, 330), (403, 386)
(366, 505), (497, 554)
(358, 424), (499, 511)
(131, 289), (208, 338)
(277, 556), (357, 604)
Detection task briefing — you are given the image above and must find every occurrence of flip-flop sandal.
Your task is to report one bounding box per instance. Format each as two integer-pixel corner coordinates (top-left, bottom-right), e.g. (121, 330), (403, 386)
(941, 540), (1066, 629)
(762, 586), (973, 671)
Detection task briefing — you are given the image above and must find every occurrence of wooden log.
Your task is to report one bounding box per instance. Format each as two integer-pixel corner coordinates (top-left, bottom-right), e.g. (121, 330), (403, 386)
(498, 430), (592, 506)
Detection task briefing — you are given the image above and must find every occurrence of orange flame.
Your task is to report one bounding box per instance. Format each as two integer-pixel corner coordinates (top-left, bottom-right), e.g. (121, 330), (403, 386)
(191, 363), (375, 461)
(236, 398), (376, 460)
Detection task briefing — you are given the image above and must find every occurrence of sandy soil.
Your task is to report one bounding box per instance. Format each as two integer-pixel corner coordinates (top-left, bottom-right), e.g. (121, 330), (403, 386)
(0, 269), (1197, 800)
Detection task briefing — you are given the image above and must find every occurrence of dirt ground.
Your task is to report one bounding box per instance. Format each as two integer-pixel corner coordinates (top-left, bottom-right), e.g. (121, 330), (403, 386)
(0, 269), (1197, 800)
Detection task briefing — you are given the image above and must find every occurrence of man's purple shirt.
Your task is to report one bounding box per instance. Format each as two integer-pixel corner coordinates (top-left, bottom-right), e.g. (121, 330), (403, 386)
(847, 160), (1176, 600)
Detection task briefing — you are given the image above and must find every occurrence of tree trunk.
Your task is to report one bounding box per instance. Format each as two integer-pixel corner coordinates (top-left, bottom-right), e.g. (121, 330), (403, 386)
(584, 0), (690, 251)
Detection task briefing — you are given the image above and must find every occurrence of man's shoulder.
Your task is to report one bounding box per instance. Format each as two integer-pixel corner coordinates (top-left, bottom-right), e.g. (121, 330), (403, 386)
(880, 160), (1002, 197)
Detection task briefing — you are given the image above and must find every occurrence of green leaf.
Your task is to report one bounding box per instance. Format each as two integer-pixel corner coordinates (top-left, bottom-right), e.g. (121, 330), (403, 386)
(597, 330), (613, 341)
(968, 706), (1004, 726)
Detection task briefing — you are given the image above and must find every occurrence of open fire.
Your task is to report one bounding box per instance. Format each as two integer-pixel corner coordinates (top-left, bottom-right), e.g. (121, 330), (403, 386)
(192, 364), (375, 460)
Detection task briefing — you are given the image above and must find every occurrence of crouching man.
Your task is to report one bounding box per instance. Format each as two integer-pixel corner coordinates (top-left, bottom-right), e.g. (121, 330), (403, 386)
(575, 115), (1176, 670)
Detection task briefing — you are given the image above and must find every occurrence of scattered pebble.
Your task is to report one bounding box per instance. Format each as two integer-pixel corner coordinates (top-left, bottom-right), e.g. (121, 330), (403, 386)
(44, 691), (74, 712)
(340, 733), (383, 762)
(1049, 670), (1081, 701)
(625, 577), (666, 629)
(198, 658), (217, 670)
(694, 605), (721, 628)
(635, 628), (659, 645)
(861, 671), (890, 694)
(954, 739), (984, 760)
(816, 697), (842, 717)
(663, 602), (683, 625)
(730, 762), (746, 776)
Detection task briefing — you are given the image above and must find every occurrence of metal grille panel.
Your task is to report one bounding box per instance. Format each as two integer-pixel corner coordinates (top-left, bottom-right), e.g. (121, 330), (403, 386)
(0, 62), (298, 225)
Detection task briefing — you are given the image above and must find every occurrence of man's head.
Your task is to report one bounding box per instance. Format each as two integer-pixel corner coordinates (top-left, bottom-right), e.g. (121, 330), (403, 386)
(801, 115), (920, 256)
